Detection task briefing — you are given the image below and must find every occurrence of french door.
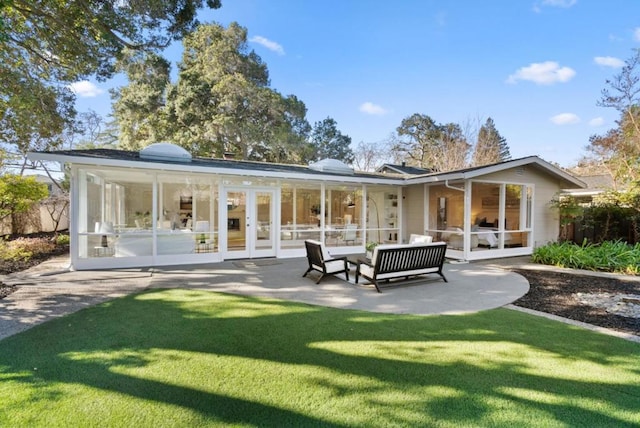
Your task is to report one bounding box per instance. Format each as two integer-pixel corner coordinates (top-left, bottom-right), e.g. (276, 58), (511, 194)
(223, 188), (276, 259)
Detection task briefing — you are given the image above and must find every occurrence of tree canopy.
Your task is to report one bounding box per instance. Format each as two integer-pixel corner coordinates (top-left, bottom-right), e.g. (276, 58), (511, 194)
(0, 0), (221, 167)
(112, 22), (315, 163)
(393, 113), (469, 172)
(585, 48), (640, 186)
(309, 117), (354, 163)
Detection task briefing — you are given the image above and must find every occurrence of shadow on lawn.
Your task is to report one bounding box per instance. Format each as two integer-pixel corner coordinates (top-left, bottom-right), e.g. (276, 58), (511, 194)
(1, 289), (639, 426)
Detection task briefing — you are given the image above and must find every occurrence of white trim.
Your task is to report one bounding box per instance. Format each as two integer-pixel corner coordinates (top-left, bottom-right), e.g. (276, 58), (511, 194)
(27, 152), (400, 185)
(405, 156), (586, 189)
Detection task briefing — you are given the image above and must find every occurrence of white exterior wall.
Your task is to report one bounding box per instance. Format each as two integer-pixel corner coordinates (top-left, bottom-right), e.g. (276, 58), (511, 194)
(403, 184), (425, 242)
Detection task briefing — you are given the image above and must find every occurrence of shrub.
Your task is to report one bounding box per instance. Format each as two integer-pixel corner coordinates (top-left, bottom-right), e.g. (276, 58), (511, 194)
(532, 240), (640, 275)
(0, 237), (56, 262)
(55, 234), (70, 246)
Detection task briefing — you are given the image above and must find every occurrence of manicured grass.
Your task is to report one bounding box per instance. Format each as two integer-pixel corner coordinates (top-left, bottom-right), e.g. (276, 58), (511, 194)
(1, 289), (639, 427)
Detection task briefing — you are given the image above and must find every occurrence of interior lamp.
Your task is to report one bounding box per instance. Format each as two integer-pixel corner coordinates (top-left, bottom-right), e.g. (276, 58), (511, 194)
(98, 221), (115, 247)
(194, 221), (209, 244)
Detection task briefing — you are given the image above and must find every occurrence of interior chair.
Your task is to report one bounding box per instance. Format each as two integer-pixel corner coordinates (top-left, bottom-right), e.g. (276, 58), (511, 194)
(342, 224), (358, 245)
(303, 240), (350, 284)
(409, 234), (433, 244)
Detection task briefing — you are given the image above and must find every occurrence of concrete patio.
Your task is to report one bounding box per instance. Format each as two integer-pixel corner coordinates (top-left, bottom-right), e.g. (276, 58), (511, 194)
(0, 257), (530, 340)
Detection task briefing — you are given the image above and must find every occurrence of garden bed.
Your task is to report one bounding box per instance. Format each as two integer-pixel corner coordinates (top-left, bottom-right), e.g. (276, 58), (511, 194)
(512, 269), (640, 337)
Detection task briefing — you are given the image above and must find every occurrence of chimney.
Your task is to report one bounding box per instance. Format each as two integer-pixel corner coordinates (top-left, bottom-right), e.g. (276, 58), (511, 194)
(402, 161), (406, 167)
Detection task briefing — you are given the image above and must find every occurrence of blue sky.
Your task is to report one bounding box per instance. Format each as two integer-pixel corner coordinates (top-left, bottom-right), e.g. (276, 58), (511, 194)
(71, 0), (640, 167)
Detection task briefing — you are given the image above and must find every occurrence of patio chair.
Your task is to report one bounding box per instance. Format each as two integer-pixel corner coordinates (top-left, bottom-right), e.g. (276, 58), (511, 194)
(303, 240), (350, 284)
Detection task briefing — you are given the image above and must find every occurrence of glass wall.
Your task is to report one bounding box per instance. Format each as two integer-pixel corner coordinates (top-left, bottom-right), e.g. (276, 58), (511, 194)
(77, 168), (154, 259)
(470, 182), (532, 252)
(426, 181), (533, 254)
(275, 183), (398, 250)
(280, 183), (322, 249)
(426, 184), (465, 247)
(76, 167), (219, 261)
(325, 185), (362, 249)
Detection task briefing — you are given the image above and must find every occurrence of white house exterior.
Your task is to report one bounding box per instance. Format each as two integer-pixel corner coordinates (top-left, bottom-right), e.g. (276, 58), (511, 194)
(29, 143), (584, 270)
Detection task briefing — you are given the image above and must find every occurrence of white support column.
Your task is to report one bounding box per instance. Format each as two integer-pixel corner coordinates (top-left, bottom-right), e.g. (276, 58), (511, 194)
(463, 180), (473, 258)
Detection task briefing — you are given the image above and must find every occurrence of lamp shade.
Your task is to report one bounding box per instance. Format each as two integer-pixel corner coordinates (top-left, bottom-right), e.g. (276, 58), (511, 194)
(99, 221), (115, 234)
(194, 221), (210, 233)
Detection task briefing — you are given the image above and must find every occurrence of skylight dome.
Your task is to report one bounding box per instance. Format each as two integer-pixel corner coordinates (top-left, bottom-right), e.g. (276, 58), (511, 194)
(140, 143), (192, 162)
(308, 159), (354, 175)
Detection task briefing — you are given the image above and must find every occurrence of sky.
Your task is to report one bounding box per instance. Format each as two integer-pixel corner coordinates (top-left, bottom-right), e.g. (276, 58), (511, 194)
(70, 0), (640, 168)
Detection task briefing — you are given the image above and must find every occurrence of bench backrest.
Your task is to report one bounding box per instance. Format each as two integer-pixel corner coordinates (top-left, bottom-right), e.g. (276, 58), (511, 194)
(373, 243), (447, 275)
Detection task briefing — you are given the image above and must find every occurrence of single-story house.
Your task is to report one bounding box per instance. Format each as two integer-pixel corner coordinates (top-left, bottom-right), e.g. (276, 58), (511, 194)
(28, 143), (585, 270)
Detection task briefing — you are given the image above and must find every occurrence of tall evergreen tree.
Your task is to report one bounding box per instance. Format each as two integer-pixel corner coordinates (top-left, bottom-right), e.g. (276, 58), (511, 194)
(471, 117), (510, 166)
(309, 117), (354, 163)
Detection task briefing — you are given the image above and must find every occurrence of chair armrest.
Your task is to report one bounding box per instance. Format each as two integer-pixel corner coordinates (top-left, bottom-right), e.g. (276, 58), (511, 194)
(357, 258), (372, 267)
(326, 255), (348, 263)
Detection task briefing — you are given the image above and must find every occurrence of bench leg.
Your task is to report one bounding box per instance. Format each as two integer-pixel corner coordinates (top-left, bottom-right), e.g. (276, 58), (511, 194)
(440, 270), (448, 283)
(372, 279), (381, 293)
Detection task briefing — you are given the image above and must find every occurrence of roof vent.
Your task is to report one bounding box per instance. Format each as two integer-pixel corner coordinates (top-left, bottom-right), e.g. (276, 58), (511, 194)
(140, 143), (192, 162)
(308, 159), (354, 175)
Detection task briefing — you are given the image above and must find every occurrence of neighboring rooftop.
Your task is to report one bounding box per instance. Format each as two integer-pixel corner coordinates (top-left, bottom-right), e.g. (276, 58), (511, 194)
(376, 163), (432, 175)
(563, 174), (616, 197)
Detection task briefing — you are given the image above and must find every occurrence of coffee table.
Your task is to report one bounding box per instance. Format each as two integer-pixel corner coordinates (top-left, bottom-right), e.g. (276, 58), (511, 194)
(346, 254), (369, 268)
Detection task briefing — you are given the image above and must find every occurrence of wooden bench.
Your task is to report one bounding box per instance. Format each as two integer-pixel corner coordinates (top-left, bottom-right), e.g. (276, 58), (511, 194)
(356, 242), (448, 292)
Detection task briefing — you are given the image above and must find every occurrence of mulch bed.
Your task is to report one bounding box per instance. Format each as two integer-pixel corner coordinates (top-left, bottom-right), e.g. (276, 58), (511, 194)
(511, 269), (640, 337)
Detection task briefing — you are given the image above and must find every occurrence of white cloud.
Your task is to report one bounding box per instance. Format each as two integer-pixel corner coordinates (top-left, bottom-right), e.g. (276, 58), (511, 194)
(249, 36), (285, 55)
(550, 113), (580, 125)
(542, 0), (577, 7)
(359, 102), (388, 115)
(594, 56), (624, 68)
(588, 117), (605, 127)
(507, 61), (576, 85)
(533, 0), (576, 12)
(68, 81), (104, 97)
(634, 27), (640, 42)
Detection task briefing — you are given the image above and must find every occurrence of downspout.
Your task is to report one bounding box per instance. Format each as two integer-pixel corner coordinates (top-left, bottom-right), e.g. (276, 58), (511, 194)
(444, 180), (465, 192)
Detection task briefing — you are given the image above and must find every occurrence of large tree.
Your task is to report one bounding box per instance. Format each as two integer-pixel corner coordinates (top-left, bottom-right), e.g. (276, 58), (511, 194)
(111, 50), (172, 151)
(584, 48), (640, 186)
(161, 22), (309, 160)
(0, 0), (221, 165)
(393, 113), (470, 172)
(309, 117), (354, 163)
(471, 117), (511, 166)
(598, 48), (640, 152)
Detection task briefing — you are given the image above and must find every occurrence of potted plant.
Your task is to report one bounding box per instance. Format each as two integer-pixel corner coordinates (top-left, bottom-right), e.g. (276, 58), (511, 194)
(365, 242), (379, 259)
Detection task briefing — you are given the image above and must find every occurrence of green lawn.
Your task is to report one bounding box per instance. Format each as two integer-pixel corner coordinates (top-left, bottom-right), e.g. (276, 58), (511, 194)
(1, 289), (638, 427)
